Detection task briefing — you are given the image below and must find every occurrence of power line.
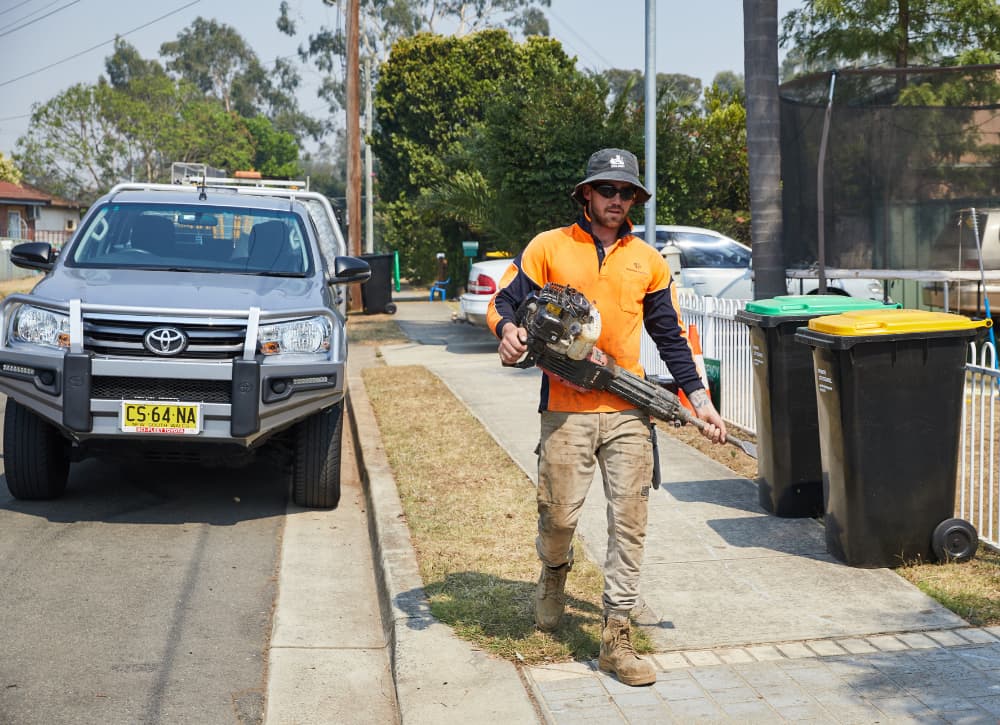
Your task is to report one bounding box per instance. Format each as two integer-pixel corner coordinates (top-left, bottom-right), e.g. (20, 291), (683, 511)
(0, 0), (38, 19)
(0, 0), (63, 33)
(0, 0), (77, 36)
(546, 8), (616, 71)
(0, 1), (200, 89)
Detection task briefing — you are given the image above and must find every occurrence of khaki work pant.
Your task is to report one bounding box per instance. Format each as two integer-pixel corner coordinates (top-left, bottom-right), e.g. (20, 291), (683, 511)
(536, 409), (653, 615)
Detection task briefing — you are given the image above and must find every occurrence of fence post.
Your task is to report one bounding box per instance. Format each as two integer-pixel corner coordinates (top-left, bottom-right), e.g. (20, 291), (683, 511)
(702, 296), (717, 359)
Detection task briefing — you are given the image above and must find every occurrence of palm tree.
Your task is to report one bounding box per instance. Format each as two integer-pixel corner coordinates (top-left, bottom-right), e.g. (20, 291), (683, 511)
(743, 0), (786, 299)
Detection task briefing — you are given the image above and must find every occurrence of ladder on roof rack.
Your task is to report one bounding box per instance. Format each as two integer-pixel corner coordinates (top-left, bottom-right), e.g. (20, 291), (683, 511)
(196, 176), (310, 191)
(168, 161), (309, 191)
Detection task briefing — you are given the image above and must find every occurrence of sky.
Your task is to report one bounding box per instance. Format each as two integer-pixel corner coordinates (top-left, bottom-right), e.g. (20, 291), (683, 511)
(0, 0), (804, 159)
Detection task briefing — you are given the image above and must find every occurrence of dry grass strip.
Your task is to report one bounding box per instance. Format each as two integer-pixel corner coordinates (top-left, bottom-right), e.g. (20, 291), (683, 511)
(362, 364), (655, 664)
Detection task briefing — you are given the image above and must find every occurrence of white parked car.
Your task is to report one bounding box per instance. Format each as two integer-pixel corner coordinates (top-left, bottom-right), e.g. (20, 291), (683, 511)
(459, 256), (515, 326)
(632, 224), (886, 301)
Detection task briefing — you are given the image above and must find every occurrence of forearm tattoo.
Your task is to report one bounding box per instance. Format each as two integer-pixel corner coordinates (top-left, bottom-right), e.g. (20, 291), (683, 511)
(689, 389), (711, 411)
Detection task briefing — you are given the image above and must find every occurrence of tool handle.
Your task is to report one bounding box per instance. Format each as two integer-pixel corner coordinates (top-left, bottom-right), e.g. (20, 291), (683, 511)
(684, 414), (753, 455)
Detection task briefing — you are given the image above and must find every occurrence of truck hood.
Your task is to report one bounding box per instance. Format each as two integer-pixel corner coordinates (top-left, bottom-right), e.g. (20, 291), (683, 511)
(30, 267), (328, 313)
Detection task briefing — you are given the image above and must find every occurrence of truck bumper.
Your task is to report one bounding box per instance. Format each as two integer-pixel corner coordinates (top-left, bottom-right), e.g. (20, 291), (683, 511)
(0, 350), (345, 447)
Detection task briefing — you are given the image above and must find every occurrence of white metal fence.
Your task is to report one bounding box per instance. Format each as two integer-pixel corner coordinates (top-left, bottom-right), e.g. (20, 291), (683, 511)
(640, 292), (757, 434)
(0, 242), (41, 283)
(961, 343), (999, 551)
(642, 294), (1000, 552)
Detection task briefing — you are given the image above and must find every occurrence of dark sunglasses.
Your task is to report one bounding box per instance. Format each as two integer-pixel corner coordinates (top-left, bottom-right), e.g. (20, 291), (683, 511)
(592, 183), (636, 201)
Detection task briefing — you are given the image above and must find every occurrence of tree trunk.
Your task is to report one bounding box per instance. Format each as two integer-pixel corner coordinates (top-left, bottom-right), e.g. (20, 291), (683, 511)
(743, 0), (786, 300)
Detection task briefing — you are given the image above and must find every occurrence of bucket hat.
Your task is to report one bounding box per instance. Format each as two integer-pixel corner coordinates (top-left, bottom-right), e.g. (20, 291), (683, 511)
(571, 148), (651, 205)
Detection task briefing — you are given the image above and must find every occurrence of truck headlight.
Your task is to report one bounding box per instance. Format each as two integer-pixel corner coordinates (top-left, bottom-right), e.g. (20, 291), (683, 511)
(12, 305), (70, 348)
(258, 316), (332, 355)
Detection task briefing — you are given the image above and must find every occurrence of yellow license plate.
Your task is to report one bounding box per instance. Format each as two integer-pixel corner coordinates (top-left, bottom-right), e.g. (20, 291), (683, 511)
(120, 401), (201, 435)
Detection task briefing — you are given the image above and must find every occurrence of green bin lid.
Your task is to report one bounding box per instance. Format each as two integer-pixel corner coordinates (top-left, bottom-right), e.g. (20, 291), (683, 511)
(744, 294), (895, 316)
(737, 295), (897, 328)
(807, 308), (991, 336)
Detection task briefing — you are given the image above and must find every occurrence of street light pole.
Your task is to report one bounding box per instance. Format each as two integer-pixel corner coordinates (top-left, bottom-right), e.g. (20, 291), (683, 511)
(346, 0), (362, 310)
(364, 56), (374, 255)
(644, 0), (656, 233)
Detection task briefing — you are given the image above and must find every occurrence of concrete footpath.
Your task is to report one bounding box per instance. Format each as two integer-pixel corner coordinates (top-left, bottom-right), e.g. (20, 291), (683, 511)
(349, 297), (1000, 724)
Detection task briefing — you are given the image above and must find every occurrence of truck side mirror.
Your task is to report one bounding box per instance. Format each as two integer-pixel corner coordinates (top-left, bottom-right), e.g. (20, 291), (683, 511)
(327, 256), (372, 284)
(11, 242), (56, 271)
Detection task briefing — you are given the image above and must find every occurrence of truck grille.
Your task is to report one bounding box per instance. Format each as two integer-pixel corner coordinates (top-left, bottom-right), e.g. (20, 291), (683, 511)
(82, 315), (248, 359)
(92, 376), (232, 403)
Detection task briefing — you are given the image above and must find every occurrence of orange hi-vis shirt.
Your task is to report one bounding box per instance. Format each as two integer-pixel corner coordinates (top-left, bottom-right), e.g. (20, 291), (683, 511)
(487, 217), (702, 413)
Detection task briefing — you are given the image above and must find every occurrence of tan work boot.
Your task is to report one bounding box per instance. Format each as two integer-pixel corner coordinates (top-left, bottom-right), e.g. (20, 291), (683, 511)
(534, 563), (569, 631)
(598, 614), (656, 686)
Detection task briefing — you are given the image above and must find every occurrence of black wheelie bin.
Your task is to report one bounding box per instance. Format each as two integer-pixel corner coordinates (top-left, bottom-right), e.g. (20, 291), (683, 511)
(795, 309), (991, 567)
(735, 295), (898, 517)
(360, 253), (397, 314)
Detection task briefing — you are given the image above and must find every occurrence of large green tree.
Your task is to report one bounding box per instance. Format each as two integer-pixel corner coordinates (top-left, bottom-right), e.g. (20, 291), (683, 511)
(246, 115), (300, 178)
(13, 25), (309, 201)
(374, 28), (756, 280)
(465, 37), (633, 244)
(160, 17), (268, 115)
(161, 16), (319, 142)
(373, 30), (611, 281)
(14, 82), (128, 201)
(781, 0), (1000, 72)
(601, 70), (702, 110)
(0, 152), (22, 185)
(656, 86), (750, 242)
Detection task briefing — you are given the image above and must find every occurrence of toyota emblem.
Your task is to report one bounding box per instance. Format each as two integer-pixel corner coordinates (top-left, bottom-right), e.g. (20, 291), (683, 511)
(144, 326), (188, 356)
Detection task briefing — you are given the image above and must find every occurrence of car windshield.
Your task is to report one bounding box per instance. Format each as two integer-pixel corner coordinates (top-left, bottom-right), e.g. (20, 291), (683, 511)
(659, 232), (750, 269)
(66, 202), (313, 276)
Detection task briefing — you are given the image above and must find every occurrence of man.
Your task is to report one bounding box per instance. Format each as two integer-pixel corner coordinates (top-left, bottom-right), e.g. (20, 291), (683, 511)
(487, 148), (726, 687)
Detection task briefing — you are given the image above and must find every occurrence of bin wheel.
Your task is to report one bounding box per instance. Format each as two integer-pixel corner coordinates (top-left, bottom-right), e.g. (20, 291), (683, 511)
(931, 518), (978, 563)
(384, 302), (397, 315)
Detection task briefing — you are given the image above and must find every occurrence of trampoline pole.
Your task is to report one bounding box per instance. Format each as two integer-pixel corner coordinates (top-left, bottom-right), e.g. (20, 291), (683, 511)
(970, 207), (997, 362)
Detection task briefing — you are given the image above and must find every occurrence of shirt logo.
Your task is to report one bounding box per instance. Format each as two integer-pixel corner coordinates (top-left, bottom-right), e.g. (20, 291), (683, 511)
(610, 154), (625, 168)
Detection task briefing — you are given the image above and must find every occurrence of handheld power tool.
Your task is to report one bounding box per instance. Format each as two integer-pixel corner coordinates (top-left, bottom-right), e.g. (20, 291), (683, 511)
(508, 283), (756, 458)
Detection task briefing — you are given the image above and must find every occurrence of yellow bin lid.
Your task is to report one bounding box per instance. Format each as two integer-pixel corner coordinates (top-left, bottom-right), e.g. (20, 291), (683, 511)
(807, 308), (992, 336)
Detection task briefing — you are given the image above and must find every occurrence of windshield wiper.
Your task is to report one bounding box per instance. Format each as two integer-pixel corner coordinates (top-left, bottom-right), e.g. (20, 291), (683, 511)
(246, 271), (305, 277)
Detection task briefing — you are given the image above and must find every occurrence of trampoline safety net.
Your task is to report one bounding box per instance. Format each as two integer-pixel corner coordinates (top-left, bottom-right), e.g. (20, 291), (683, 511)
(780, 65), (1000, 274)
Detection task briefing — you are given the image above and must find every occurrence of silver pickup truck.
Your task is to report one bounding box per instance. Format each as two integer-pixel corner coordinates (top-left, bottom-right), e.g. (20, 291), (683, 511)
(0, 181), (371, 507)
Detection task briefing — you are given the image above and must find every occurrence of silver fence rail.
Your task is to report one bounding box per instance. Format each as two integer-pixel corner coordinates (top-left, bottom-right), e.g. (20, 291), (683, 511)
(643, 293), (1000, 553)
(640, 292), (756, 434)
(962, 343), (999, 551)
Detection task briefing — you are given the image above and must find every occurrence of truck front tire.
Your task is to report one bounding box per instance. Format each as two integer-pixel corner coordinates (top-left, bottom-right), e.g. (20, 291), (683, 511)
(3, 399), (70, 500)
(290, 403), (343, 508)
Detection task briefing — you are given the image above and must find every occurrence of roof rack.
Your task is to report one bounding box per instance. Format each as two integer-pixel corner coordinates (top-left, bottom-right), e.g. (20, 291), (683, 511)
(196, 176), (310, 191)
(168, 161), (309, 191)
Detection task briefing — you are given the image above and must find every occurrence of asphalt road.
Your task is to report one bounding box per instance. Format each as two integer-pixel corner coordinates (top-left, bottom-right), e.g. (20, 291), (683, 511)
(0, 391), (371, 725)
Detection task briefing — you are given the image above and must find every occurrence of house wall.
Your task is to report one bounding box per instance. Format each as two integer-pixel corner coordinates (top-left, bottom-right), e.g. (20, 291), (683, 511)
(37, 206), (78, 247)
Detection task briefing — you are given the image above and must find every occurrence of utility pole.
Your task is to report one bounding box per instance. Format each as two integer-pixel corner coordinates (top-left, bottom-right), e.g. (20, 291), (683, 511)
(346, 0), (363, 310)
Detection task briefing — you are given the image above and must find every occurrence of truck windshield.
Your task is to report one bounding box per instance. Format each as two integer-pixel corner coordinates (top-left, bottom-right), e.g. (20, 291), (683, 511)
(66, 203), (313, 276)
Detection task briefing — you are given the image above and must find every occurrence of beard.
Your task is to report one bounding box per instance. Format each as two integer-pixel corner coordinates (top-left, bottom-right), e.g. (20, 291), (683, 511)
(590, 202), (627, 230)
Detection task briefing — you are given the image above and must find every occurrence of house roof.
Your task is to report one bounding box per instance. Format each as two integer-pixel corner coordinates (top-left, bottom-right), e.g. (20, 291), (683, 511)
(0, 180), (81, 209)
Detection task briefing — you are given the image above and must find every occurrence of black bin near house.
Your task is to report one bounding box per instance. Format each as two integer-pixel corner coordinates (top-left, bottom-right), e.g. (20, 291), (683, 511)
(360, 253), (396, 315)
